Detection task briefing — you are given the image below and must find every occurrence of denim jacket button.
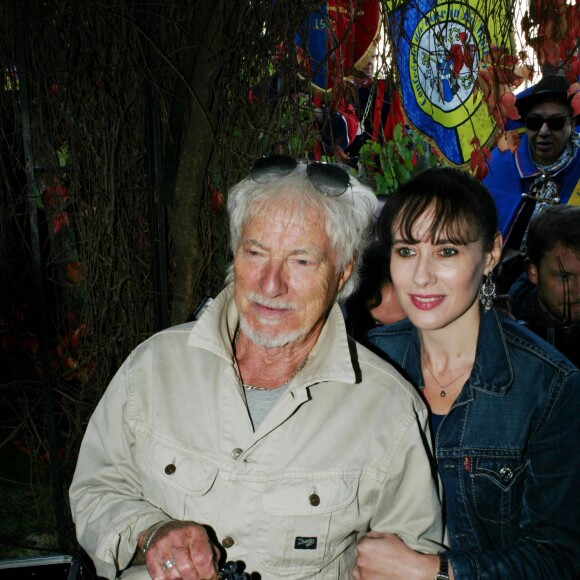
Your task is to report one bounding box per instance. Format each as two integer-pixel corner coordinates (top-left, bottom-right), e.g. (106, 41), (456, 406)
(231, 448), (243, 460)
(500, 466), (514, 481)
(164, 463), (176, 475)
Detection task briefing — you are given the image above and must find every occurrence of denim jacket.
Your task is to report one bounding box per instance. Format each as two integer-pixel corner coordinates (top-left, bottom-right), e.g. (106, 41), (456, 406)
(367, 309), (580, 579)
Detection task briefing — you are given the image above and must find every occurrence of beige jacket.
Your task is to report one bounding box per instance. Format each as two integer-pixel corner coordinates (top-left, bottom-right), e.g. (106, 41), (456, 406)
(69, 285), (443, 579)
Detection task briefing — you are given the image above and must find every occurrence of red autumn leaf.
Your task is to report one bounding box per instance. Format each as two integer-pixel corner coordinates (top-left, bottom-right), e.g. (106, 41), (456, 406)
(210, 186), (224, 217)
(67, 323), (87, 350)
(568, 82), (580, 97)
(469, 137), (491, 180)
(512, 64), (534, 88)
(19, 335), (40, 354)
(70, 328), (80, 349)
(569, 59), (580, 84)
(499, 91), (520, 120)
(496, 130), (521, 153)
(494, 67), (522, 85)
(479, 81), (520, 129)
(486, 44), (506, 61)
(42, 181), (69, 208)
(543, 19), (567, 42)
(568, 83), (580, 117)
(498, 54), (519, 69)
(53, 211), (69, 235)
(13, 440), (31, 455)
(63, 356), (79, 370)
(65, 261), (85, 284)
(470, 149), (489, 180)
(538, 38), (564, 68)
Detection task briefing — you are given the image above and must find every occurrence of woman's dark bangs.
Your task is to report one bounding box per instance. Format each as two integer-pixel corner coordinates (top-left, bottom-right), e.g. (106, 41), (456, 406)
(432, 200), (480, 245)
(396, 195), (432, 242)
(396, 195), (479, 245)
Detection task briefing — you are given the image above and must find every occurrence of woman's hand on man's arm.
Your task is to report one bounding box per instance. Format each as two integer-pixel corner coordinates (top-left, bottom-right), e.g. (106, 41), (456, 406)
(353, 531), (453, 580)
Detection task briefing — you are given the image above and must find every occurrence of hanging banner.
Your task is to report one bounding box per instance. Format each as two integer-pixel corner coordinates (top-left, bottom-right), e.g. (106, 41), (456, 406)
(295, 1), (381, 94)
(390, 0), (513, 166)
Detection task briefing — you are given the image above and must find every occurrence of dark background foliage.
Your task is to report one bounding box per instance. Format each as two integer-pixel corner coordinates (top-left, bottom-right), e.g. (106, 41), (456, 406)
(0, 0), (321, 564)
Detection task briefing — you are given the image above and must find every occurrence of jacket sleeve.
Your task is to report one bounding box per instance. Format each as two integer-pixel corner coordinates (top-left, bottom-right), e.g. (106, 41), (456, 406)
(370, 400), (445, 553)
(482, 148), (523, 237)
(447, 369), (580, 579)
(69, 352), (170, 580)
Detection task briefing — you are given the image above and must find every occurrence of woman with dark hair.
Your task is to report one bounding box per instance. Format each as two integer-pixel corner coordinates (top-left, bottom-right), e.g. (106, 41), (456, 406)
(353, 167), (580, 579)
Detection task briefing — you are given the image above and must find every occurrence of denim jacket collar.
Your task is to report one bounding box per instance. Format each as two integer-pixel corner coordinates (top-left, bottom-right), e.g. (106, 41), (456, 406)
(391, 309), (514, 396)
(470, 310), (514, 394)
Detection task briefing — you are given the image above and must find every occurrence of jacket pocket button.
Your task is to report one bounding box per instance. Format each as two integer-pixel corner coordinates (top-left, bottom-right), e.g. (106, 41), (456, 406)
(499, 466), (513, 481)
(222, 536), (235, 548)
(309, 493), (320, 506)
(231, 448), (243, 460)
(164, 464), (176, 475)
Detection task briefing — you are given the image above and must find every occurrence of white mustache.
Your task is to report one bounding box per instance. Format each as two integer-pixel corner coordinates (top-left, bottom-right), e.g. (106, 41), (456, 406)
(246, 292), (299, 311)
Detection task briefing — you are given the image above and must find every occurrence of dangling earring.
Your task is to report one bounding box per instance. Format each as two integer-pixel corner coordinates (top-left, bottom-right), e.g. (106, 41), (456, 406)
(479, 273), (496, 313)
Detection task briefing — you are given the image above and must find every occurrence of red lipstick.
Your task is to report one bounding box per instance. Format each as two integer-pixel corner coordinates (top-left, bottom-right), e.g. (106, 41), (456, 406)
(409, 294), (445, 310)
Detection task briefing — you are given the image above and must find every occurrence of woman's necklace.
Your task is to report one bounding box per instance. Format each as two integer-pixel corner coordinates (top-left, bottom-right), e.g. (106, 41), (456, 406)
(422, 358), (471, 398)
(234, 327), (309, 390)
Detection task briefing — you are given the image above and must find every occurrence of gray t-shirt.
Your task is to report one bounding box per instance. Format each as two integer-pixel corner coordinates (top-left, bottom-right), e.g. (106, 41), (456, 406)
(244, 385), (288, 430)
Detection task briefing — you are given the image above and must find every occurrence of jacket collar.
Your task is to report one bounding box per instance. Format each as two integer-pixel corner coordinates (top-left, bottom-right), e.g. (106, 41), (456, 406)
(515, 134), (543, 178)
(400, 309), (514, 395)
(515, 133), (580, 179)
(469, 309), (514, 394)
(189, 284), (357, 387)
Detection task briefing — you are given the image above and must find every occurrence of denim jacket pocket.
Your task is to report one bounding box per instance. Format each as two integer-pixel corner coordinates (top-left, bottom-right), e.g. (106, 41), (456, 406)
(470, 454), (527, 532)
(254, 474), (359, 575)
(141, 440), (219, 519)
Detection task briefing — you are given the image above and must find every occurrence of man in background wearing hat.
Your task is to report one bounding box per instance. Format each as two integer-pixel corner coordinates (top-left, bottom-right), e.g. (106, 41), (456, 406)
(483, 73), (579, 257)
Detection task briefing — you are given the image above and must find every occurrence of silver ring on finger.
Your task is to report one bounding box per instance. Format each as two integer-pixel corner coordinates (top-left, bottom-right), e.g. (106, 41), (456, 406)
(161, 559), (176, 572)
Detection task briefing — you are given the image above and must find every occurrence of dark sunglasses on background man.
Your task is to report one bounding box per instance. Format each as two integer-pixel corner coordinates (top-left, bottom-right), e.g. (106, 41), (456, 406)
(524, 115), (572, 131)
(250, 154), (351, 197)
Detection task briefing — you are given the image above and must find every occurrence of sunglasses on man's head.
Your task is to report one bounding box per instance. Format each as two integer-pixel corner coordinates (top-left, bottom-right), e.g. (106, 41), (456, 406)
(250, 154), (351, 197)
(524, 115), (571, 131)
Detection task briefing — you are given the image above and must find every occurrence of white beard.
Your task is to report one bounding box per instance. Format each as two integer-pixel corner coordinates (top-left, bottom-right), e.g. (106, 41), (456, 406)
(238, 315), (306, 348)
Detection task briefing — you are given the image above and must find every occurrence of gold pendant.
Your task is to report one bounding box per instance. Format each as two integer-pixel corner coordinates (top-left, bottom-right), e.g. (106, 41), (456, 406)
(440, 391), (446, 397)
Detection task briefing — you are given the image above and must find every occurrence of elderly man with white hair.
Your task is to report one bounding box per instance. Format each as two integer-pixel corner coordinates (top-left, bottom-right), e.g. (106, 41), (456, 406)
(69, 155), (443, 580)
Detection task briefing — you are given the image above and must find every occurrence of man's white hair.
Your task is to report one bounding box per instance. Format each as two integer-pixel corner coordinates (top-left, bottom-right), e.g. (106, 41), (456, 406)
(226, 163), (377, 302)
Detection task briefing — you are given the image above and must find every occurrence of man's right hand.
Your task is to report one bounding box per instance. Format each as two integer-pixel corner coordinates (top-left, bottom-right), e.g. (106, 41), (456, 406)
(139, 520), (221, 579)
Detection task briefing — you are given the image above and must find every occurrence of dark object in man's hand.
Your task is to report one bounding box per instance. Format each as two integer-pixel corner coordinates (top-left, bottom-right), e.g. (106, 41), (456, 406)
(219, 560), (260, 579)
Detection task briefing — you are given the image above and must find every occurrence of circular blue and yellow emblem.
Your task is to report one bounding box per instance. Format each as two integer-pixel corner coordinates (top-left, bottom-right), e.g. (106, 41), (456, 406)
(393, 0), (507, 165)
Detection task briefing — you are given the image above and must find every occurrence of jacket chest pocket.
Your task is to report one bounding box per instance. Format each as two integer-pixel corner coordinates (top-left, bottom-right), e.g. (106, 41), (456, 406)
(141, 441), (219, 521)
(253, 475), (359, 575)
(469, 454), (528, 526)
